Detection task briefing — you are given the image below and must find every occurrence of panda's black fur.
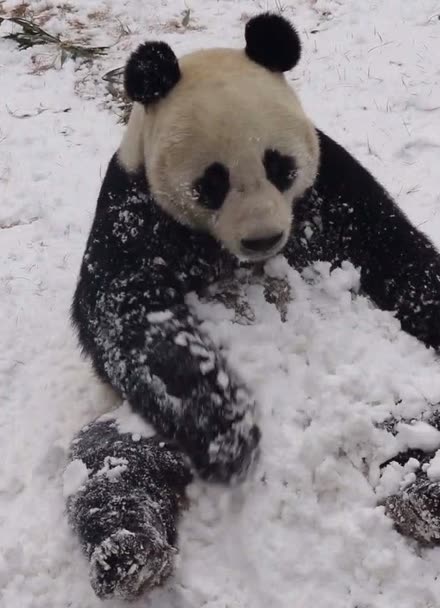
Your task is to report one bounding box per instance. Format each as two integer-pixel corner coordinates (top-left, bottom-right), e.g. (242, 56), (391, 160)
(124, 41), (181, 105)
(72, 152), (259, 484)
(245, 12), (302, 72)
(67, 13), (440, 601)
(66, 420), (192, 599)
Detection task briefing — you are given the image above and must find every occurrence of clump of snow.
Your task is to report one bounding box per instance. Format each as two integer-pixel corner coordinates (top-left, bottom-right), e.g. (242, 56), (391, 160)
(396, 421), (440, 452)
(377, 458), (421, 499)
(99, 402), (156, 438)
(97, 456), (128, 481)
(2, 1), (440, 607)
(147, 310), (174, 323)
(63, 460), (90, 498)
(427, 451), (440, 482)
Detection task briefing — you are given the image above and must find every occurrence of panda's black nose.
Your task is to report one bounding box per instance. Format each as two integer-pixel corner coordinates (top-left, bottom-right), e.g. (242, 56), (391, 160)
(241, 232), (284, 254)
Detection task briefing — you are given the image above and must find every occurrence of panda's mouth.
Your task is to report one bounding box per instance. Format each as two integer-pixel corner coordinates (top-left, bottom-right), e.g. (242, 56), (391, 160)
(239, 231), (286, 261)
(241, 232), (284, 254)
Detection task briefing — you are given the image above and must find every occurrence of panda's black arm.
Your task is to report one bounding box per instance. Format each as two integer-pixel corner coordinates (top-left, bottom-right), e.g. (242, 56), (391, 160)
(289, 129), (440, 350)
(72, 154), (259, 482)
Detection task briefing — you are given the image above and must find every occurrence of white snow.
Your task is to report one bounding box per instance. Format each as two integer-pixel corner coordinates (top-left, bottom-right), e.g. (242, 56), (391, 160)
(147, 310), (174, 323)
(396, 421), (440, 453)
(2, 1), (440, 607)
(427, 452), (440, 482)
(96, 457), (128, 481)
(63, 460), (90, 498)
(377, 458), (421, 499)
(99, 402), (156, 438)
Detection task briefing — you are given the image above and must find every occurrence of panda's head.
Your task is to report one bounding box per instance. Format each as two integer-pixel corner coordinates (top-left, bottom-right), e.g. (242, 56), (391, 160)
(118, 13), (319, 262)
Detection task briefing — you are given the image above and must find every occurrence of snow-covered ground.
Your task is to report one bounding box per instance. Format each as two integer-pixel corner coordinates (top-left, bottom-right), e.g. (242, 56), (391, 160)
(1, 0), (440, 606)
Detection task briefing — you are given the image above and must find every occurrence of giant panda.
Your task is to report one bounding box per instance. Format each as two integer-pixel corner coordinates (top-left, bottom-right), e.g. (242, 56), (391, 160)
(68, 12), (440, 600)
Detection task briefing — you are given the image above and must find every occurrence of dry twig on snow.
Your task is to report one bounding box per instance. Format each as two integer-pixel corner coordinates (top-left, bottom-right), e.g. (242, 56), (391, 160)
(0, 16), (109, 63)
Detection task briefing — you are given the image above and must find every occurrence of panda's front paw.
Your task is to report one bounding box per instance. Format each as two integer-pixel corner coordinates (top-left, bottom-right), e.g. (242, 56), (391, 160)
(194, 419), (261, 483)
(90, 527), (174, 600)
(209, 421), (261, 483)
(384, 478), (440, 545)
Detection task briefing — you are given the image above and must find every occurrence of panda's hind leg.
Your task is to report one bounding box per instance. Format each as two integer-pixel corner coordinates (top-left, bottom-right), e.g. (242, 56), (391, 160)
(65, 418), (192, 600)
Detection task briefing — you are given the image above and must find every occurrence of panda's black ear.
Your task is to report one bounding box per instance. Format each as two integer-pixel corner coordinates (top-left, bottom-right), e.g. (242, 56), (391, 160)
(245, 13), (301, 72)
(124, 41), (181, 105)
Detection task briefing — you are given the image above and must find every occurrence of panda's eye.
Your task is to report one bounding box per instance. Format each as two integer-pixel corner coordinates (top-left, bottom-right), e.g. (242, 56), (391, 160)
(192, 162), (230, 211)
(263, 149), (297, 192)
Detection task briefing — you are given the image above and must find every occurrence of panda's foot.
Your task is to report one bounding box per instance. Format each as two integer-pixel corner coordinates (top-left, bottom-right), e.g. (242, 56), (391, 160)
(384, 478), (440, 545)
(90, 527), (174, 600)
(66, 418), (193, 600)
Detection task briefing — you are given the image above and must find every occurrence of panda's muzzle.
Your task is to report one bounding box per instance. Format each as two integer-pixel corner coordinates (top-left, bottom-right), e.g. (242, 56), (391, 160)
(240, 231), (284, 255)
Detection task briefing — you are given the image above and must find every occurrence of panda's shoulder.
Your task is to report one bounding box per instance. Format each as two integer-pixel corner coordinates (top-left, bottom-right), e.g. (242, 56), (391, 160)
(88, 152), (228, 278)
(314, 129), (388, 203)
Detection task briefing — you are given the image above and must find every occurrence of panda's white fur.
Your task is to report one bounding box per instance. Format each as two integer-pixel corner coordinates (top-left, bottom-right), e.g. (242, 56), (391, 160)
(118, 48), (319, 261)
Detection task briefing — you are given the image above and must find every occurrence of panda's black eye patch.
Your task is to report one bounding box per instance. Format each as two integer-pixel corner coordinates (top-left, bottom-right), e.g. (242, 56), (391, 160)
(263, 149), (297, 192)
(192, 162), (230, 211)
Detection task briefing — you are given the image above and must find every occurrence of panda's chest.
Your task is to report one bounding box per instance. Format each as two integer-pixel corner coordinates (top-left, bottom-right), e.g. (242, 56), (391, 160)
(147, 218), (238, 291)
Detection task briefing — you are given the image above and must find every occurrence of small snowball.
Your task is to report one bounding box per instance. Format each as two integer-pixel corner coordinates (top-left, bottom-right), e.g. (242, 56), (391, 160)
(153, 257), (166, 265)
(189, 343), (209, 357)
(427, 450), (440, 481)
(99, 402), (156, 438)
(304, 225), (314, 240)
(217, 370), (229, 389)
(321, 263), (360, 298)
(63, 460), (89, 498)
(147, 310), (173, 323)
(264, 255), (290, 279)
(406, 457), (421, 471)
(376, 458), (420, 498)
(402, 471), (416, 488)
(175, 332), (189, 346)
(97, 456), (128, 481)
(200, 359), (216, 374)
(396, 421), (440, 452)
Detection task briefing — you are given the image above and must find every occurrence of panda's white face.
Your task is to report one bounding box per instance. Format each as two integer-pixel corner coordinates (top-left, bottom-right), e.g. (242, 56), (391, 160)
(119, 48), (319, 262)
